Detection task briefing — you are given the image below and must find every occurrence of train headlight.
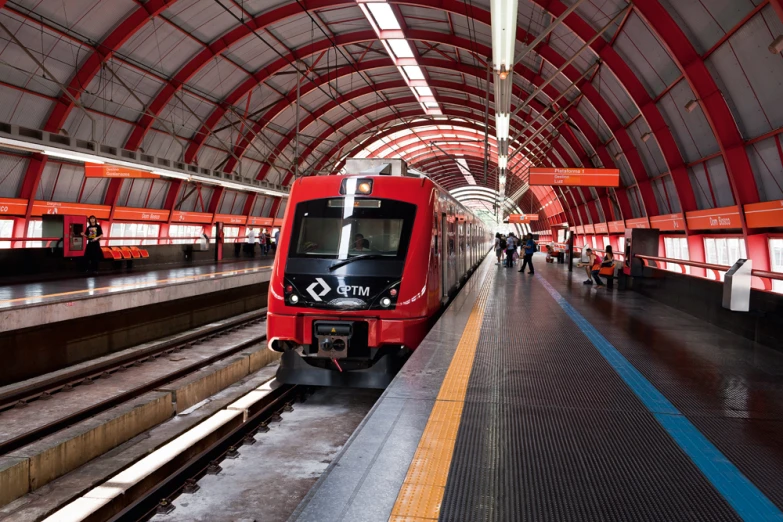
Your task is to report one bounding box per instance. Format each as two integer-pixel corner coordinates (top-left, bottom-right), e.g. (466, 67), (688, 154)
(357, 181), (372, 194)
(380, 297), (392, 307)
(290, 294), (299, 304)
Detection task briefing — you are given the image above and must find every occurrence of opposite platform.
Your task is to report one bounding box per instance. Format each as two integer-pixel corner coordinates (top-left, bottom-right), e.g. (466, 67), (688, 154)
(0, 259), (272, 332)
(291, 255), (783, 522)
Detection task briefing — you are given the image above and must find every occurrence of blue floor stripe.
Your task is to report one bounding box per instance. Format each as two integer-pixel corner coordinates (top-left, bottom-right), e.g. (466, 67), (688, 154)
(535, 274), (783, 522)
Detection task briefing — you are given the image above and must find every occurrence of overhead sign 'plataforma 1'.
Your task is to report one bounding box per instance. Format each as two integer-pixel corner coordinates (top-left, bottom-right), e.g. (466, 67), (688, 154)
(529, 167), (620, 188)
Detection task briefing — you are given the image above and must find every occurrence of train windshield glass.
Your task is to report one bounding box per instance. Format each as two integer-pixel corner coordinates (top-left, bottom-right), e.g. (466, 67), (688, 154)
(289, 198), (416, 260)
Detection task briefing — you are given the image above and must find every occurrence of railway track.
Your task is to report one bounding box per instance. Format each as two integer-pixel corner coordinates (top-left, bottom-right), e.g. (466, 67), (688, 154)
(110, 383), (301, 522)
(0, 309), (268, 456)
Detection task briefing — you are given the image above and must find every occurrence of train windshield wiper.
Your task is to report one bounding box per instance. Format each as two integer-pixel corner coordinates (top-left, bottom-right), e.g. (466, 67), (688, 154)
(328, 254), (387, 271)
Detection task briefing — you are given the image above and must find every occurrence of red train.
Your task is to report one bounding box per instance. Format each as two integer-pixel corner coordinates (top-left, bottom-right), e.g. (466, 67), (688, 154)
(267, 169), (491, 387)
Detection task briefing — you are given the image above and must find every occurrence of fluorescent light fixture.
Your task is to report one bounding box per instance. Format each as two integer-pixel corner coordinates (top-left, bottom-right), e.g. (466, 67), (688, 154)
(403, 65), (425, 80)
(496, 114), (510, 140)
(367, 2), (401, 30)
(152, 169), (191, 181)
(684, 99), (699, 113)
(641, 132), (652, 142)
(490, 0), (518, 72)
(498, 155), (508, 169)
(221, 180), (251, 191)
(769, 35), (783, 54)
(614, 152), (624, 161)
(415, 86), (433, 97)
(43, 149), (104, 164)
(387, 39), (414, 58)
(425, 101), (439, 108)
(0, 136), (49, 154)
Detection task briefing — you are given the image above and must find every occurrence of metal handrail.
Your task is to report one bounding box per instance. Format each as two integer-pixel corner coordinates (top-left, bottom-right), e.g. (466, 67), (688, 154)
(635, 254), (783, 290)
(635, 255), (731, 273)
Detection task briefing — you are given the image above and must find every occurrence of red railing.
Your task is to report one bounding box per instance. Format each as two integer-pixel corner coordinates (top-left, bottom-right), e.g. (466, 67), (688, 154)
(551, 243), (625, 260)
(635, 254), (783, 292)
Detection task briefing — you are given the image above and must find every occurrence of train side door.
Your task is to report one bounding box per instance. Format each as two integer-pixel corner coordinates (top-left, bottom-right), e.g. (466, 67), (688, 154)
(441, 213), (449, 301)
(461, 223), (466, 276)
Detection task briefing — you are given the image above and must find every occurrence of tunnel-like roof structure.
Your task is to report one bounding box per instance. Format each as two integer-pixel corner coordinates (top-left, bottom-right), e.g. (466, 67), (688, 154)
(0, 0), (782, 234)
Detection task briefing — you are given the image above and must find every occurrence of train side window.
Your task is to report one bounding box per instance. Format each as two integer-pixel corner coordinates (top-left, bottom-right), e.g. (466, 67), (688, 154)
(433, 211), (438, 254)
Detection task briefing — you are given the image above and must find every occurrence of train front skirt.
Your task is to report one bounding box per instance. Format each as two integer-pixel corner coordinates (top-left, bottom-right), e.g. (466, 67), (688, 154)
(276, 348), (409, 389)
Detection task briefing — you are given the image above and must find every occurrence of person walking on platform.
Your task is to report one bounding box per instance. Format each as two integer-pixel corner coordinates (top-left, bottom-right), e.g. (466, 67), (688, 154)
(494, 233), (503, 264)
(273, 229), (280, 254)
(505, 233), (517, 267)
(519, 234), (537, 275)
(82, 215), (104, 275)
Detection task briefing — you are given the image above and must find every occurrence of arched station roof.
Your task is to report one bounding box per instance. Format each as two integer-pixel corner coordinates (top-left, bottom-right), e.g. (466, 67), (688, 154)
(0, 0), (782, 234)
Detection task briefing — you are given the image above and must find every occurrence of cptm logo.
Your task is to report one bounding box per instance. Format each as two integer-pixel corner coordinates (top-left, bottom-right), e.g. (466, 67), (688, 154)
(337, 285), (370, 297)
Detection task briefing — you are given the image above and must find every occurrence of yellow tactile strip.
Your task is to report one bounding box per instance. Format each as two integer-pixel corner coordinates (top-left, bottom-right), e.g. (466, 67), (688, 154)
(390, 271), (494, 521)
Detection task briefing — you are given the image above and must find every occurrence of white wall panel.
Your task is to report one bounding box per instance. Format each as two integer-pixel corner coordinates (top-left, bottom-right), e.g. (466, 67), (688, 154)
(613, 13), (681, 97)
(0, 154), (27, 198)
(656, 80), (718, 163)
(747, 137), (783, 202)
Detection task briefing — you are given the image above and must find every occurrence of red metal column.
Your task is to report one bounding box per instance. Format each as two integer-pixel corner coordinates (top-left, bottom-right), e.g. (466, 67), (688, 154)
(161, 179), (183, 244)
(770, 0), (783, 23)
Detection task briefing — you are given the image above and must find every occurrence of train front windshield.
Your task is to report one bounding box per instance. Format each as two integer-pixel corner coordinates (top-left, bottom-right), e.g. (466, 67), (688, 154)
(289, 198), (416, 260)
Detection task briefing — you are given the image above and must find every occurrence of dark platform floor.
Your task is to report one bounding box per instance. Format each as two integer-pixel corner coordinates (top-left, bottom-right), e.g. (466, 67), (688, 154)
(291, 255), (783, 522)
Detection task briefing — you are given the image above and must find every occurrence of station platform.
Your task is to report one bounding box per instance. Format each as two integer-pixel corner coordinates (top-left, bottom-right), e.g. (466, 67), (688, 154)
(0, 259), (273, 333)
(291, 255), (783, 522)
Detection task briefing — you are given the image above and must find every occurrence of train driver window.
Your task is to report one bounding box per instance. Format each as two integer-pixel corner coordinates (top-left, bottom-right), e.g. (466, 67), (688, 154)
(289, 198), (415, 260)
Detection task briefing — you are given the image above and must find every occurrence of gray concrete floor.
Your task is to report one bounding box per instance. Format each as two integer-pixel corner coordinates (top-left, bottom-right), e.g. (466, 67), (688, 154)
(151, 387), (381, 522)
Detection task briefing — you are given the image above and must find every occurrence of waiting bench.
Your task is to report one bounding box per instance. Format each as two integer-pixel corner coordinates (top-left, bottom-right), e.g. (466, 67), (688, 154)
(101, 246), (150, 261)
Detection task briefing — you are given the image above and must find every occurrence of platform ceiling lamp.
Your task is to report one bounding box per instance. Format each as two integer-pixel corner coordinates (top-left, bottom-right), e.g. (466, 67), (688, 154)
(491, 0), (517, 218)
(491, 0), (518, 78)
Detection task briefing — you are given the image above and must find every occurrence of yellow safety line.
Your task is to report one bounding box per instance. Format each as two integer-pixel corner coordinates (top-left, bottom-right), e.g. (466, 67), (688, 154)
(389, 270), (494, 521)
(0, 265), (272, 306)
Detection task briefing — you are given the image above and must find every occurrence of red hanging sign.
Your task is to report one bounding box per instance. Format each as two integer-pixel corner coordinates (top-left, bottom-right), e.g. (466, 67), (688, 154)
(114, 207), (170, 221)
(650, 213), (685, 231)
(744, 200), (783, 229)
(685, 206), (741, 230)
(625, 217), (650, 229)
(84, 163), (159, 179)
(529, 167), (620, 187)
(31, 201), (111, 218)
(0, 197), (28, 216)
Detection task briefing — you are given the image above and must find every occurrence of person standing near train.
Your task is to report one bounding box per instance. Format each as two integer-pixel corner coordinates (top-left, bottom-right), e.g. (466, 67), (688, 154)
(82, 215), (104, 274)
(505, 233), (517, 267)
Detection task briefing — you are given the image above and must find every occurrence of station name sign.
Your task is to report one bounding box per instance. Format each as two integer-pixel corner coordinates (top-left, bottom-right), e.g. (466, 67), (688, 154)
(508, 214), (539, 224)
(85, 163), (160, 179)
(529, 167), (620, 187)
